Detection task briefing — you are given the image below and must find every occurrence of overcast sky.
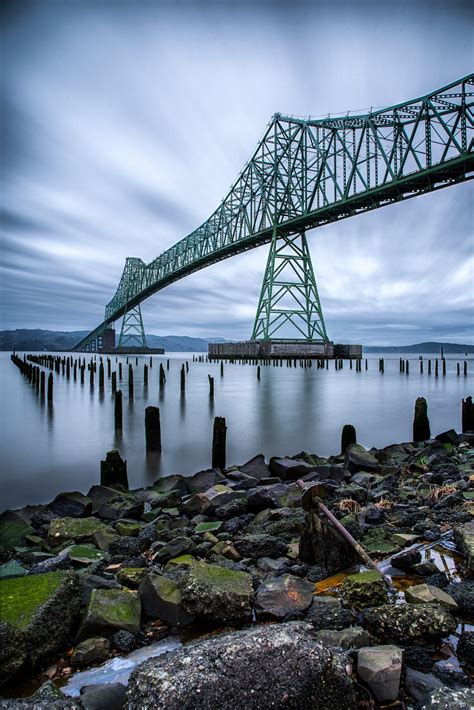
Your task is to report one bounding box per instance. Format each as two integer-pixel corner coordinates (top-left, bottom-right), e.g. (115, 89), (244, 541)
(1, 0), (473, 345)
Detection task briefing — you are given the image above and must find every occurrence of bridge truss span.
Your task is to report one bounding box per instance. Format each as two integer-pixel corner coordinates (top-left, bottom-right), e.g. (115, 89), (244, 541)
(75, 74), (474, 351)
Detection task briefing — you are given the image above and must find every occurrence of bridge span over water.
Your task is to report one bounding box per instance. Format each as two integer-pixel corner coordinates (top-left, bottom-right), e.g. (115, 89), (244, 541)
(74, 74), (474, 352)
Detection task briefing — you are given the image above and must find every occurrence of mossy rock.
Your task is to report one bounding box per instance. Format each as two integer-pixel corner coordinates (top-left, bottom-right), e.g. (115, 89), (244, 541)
(48, 517), (113, 545)
(341, 570), (389, 609)
(361, 528), (400, 556)
(194, 521), (223, 534)
(0, 560), (27, 579)
(115, 521), (141, 537)
(138, 573), (194, 627)
(165, 554), (196, 570)
(117, 567), (147, 589)
(64, 544), (104, 565)
(77, 588), (141, 641)
(0, 511), (34, 553)
(0, 570), (81, 681)
(180, 558), (254, 624)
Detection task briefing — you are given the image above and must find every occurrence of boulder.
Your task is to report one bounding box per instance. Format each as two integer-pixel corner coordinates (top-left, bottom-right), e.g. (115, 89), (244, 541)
(454, 521), (474, 572)
(269, 457), (319, 481)
(97, 497), (144, 521)
(0, 680), (81, 708)
(61, 544), (104, 565)
(115, 521), (141, 537)
(77, 588), (141, 641)
(126, 622), (356, 709)
(139, 573), (194, 627)
(176, 557), (254, 624)
(116, 567), (147, 589)
(341, 571), (389, 609)
(405, 583), (458, 611)
(421, 687), (474, 709)
(247, 483), (300, 510)
(344, 444), (379, 474)
(0, 570), (80, 685)
(185, 468), (219, 494)
(357, 645), (402, 703)
(305, 596), (357, 631)
(405, 667), (444, 706)
(0, 510), (34, 554)
(444, 580), (474, 614)
(0, 560), (27, 578)
(361, 604), (456, 644)
(80, 682), (127, 710)
(234, 532), (288, 559)
(239, 454), (270, 480)
(152, 536), (195, 563)
(255, 574), (314, 620)
(47, 517), (113, 545)
(457, 630), (474, 670)
(71, 636), (111, 666)
(49, 491), (92, 518)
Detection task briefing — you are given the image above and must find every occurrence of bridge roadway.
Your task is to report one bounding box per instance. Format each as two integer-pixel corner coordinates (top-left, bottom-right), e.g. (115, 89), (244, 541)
(74, 74), (474, 351)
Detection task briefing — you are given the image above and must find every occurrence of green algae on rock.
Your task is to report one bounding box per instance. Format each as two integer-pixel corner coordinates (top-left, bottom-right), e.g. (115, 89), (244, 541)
(47, 517), (113, 545)
(77, 588), (141, 641)
(341, 570), (390, 609)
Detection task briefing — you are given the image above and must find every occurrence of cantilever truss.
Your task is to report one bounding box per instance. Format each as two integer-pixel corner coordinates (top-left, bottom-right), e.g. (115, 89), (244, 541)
(73, 74), (474, 351)
(252, 230), (327, 341)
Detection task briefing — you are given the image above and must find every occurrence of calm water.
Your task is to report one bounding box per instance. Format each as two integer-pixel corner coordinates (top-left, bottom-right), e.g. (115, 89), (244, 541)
(1, 350), (472, 511)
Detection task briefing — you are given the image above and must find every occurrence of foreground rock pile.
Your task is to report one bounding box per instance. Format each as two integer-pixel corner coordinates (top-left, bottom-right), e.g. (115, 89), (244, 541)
(0, 429), (473, 709)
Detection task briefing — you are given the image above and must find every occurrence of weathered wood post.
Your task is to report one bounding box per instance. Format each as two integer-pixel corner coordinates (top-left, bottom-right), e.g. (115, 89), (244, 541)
(99, 361), (105, 390)
(442, 358), (446, 376)
(208, 375), (214, 398)
(186, 361), (189, 373)
(145, 406), (162, 451)
(101, 450), (128, 488)
(457, 362), (460, 376)
(180, 364), (185, 393)
(111, 371), (117, 393)
(220, 361), (224, 377)
(119, 362), (123, 380)
(464, 361), (468, 376)
(80, 365), (85, 384)
(128, 364), (134, 399)
(107, 358), (111, 378)
(149, 356), (153, 368)
(167, 359), (170, 370)
(462, 396), (474, 433)
(136, 357), (138, 366)
(420, 359), (423, 373)
(428, 359), (432, 375)
(341, 424), (357, 453)
(47, 372), (53, 403)
(257, 365), (261, 380)
(144, 363), (148, 386)
(40, 370), (45, 397)
(90, 364), (94, 387)
(66, 358), (70, 378)
(435, 359), (439, 377)
(159, 363), (166, 387)
(212, 416), (227, 469)
(413, 397), (430, 441)
(114, 390), (123, 430)
(73, 362), (77, 380)
(406, 360), (409, 375)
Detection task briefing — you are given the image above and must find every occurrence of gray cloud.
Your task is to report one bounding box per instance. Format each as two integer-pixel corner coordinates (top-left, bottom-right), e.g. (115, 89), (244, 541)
(1, 0), (473, 344)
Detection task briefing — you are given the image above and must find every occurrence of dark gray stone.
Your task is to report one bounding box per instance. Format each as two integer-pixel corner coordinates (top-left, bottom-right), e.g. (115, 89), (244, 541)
(255, 574), (314, 620)
(80, 682), (126, 710)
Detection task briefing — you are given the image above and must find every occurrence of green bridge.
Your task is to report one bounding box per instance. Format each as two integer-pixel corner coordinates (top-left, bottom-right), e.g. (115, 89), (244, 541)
(74, 74), (474, 351)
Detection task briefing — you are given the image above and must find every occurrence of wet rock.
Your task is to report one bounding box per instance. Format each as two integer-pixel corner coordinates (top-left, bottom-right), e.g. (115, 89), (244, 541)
(152, 536), (196, 563)
(177, 557), (254, 624)
(405, 583), (458, 611)
(81, 574), (121, 606)
(239, 454), (270, 480)
(457, 630), (474, 670)
(126, 622), (356, 709)
(269, 457), (319, 481)
(255, 574), (314, 620)
(412, 561), (439, 576)
(139, 573), (194, 627)
(344, 444), (379, 474)
(361, 526), (400, 555)
(420, 687), (474, 709)
(0, 570), (80, 685)
(62, 544), (104, 565)
(112, 629), (135, 652)
(115, 521), (141, 536)
(315, 626), (371, 649)
(361, 604), (457, 644)
(0, 510), (34, 554)
(0, 680), (81, 708)
(49, 491), (92, 518)
(47, 517), (113, 545)
(405, 667), (444, 706)
(341, 570), (389, 609)
(305, 596), (357, 631)
(391, 547), (422, 571)
(108, 536), (141, 559)
(454, 521), (474, 572)
(0, 620), (26, 687)
(186, 468), (219, 494)
(29, 554), (73, 575)
(77, 588), (141, 641)
(425, 571), (449, 589)
(71, 636), (111, 666)
(0, 560), (27, 578)
(246, 482), (300, 510)
(116, 567), (147, 589)
(257, 556), (289, 573)
(80, 682), (126, 710)
(214, 498), (248, 519)
(357, 645), (403, 702)
(435, 429), (461, 445)
(234, 532), (288, 559)
(97, 497), (144, 521)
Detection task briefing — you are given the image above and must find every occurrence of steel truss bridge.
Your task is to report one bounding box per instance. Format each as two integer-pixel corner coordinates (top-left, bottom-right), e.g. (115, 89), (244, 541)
(74, 74), (474, 351)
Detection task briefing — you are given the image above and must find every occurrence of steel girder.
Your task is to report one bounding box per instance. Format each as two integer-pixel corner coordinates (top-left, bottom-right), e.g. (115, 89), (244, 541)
(74, 74), (474, 351)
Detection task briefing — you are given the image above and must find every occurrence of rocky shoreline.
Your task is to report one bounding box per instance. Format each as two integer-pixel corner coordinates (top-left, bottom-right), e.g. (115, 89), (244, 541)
(0, 427), (473, 709)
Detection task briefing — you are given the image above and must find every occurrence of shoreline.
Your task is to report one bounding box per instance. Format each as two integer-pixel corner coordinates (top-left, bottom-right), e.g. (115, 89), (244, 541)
(1, 424), (473, 708)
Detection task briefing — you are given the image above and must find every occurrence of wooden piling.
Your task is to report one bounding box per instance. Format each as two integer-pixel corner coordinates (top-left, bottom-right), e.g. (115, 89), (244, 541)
(119, 362), (123, 380)
(180, 364), (185, 392)
(47, 373), (53, 403)
(257, 365), (261, 380)
(40, 370), (45, 397)
(428, 360), (431, 375)
(145, 406), (162, 451)
(208, 375), (214, 398)
(413, 397), (430, 441)
(144, 363), (148, 386)
(101, 450), (128, 488)
(90, 365), (94, 387)
(464, 361), (468, 376)
(99, 361), (105, 390)
(457, 362), (460, 376)
(435, 359), (439, 377)
(128, 365), (134, 399)
(80, 365), (85, 384)
(212, 416), (227, 469)
(111, 371), (117, 393)
(442, 358), (446, 376)
(341, 424), (356, 453)
(220, 361), (224, 377)
(114, 390), (123, 430)
(462, 396), (474, 433)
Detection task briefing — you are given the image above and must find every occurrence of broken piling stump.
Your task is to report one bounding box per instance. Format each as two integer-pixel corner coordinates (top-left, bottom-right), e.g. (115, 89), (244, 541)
(212, 416), (227, 469)
(100, 449), (128, 488)
(413, 397), (430, 441)
(114, 390), (123, 430)
(341, 424), (357, 454)
(462, 396), (474, 433)
(145, 406), (162, 451)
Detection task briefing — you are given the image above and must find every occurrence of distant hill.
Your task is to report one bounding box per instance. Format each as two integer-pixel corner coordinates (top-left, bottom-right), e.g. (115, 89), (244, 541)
(364, 342), (474, 354)
(0, 329), (221, 352)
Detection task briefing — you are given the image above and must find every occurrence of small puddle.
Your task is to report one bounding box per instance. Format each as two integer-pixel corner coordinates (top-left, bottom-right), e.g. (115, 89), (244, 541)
(60, 636), (181, 697)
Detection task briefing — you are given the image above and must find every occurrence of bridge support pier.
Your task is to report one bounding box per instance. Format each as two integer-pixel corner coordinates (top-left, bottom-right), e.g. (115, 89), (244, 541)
(118, 303), (147, 349)
(251, 229), (328, 342)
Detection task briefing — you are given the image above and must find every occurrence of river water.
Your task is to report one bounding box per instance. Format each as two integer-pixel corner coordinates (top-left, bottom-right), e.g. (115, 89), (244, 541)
(1, 350), (472, 511)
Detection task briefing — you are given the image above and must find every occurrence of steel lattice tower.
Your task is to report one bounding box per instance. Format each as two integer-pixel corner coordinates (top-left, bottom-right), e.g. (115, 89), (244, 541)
(118, 304), (147, 349)
(251, 229), (328, 342)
